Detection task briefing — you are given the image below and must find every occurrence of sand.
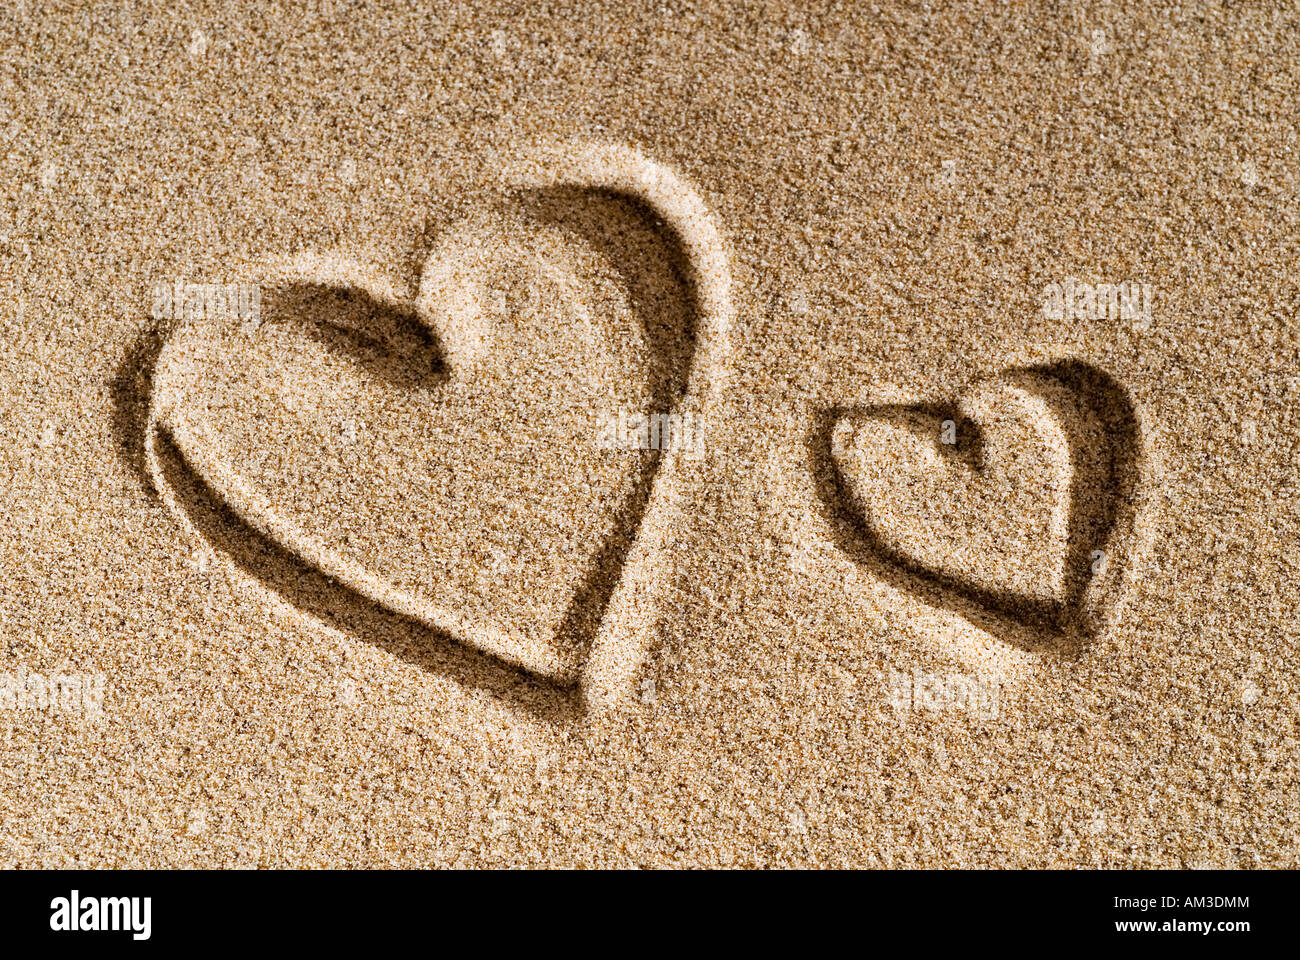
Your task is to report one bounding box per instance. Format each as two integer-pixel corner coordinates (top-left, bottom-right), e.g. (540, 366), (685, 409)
(0, 1), (1297, 867)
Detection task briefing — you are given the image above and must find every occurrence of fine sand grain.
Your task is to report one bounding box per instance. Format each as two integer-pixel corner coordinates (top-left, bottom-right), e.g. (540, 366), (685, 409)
(0, 2), (1297, 867)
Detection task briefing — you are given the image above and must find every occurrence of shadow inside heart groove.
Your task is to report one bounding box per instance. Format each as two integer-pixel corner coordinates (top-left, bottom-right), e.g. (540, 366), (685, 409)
(808, 361), (1144, 658)
(130, 185), (701, 720)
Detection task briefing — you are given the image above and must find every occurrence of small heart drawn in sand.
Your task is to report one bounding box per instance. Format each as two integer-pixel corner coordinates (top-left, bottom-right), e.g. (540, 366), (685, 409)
(146, 143), (733, 711)
(818, 363), (1145, 650)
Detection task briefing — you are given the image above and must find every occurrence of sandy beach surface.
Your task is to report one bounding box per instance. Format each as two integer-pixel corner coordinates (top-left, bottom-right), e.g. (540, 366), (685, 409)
(1, 1), (1297, 867)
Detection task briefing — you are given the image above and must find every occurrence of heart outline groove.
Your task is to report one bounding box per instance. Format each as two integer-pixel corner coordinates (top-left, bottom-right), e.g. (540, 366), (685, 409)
(810, 360), (1149, 658)
(143, 141), (735, 718)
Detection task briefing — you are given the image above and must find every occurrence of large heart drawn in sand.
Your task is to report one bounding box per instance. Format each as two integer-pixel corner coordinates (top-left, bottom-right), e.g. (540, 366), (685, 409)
(146, 143), (733, 708)
(817, 363), (1145, 650)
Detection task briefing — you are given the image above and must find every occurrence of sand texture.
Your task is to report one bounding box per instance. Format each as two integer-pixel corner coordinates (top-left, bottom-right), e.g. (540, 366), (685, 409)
(0, 1), (1297, 867)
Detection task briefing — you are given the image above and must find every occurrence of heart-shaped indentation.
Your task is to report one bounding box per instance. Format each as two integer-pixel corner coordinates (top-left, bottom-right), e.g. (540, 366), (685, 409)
(144, 143), (733, 711)
(813, 362), (1145, 651)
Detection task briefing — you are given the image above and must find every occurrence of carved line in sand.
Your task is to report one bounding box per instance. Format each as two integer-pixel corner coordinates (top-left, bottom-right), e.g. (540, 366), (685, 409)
(811, 361), (1151, 659)
(146, 142), (734, 717)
